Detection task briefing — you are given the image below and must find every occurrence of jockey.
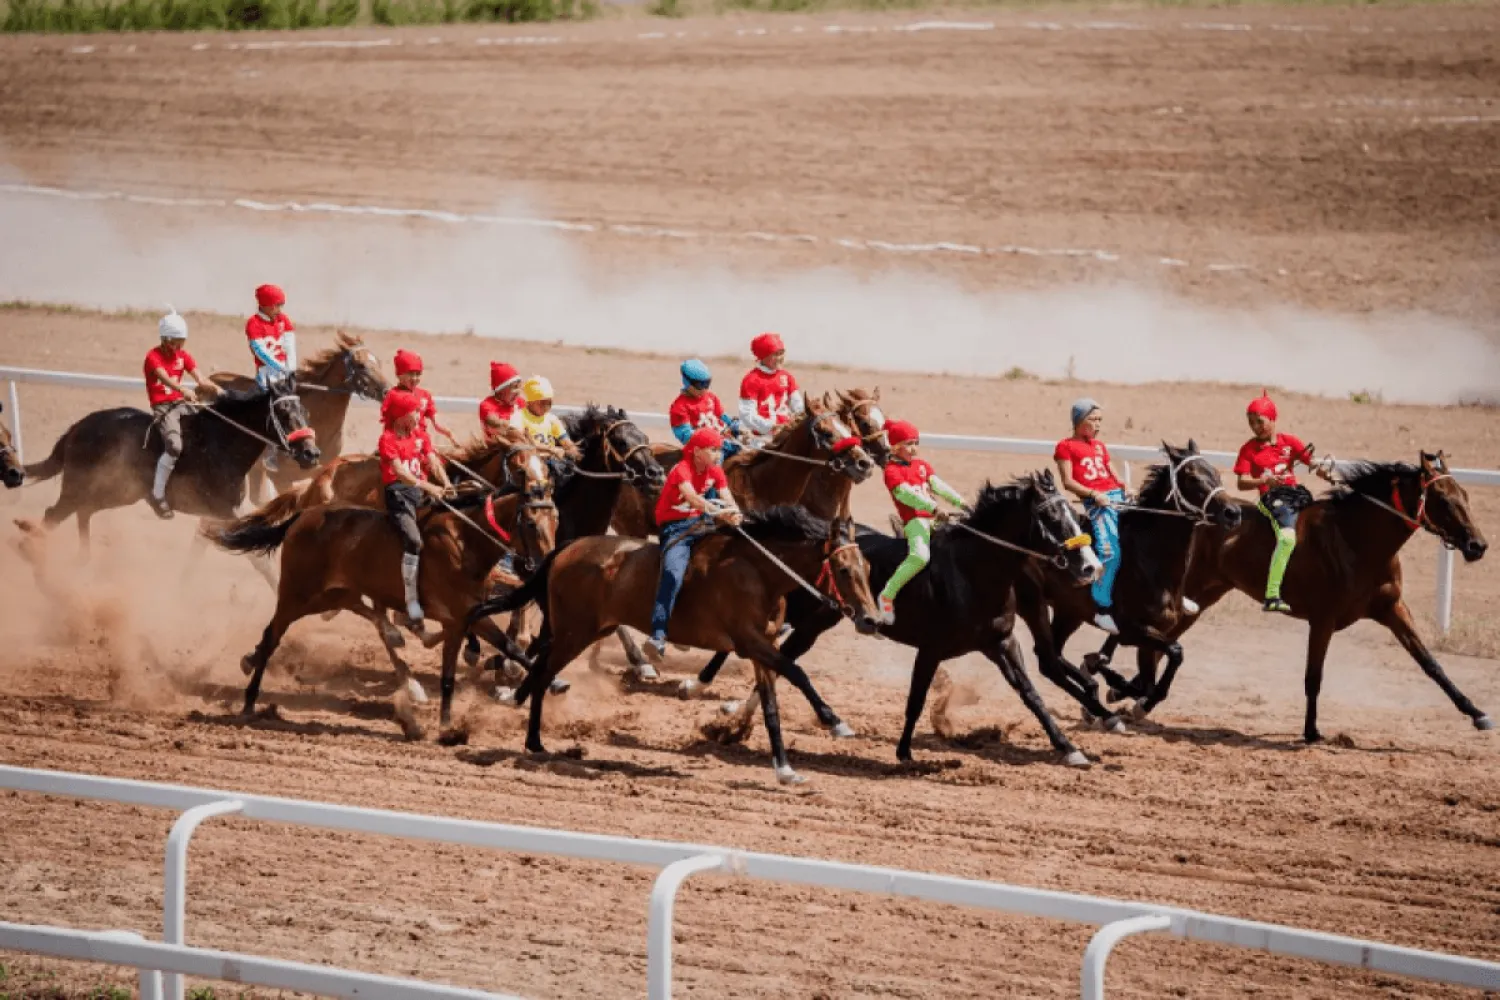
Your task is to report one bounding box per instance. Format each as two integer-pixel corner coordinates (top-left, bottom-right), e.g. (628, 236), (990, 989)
(509, 376), (581, 462)
(480, 362), (523, 442)
(669, 359), (740, 457)
(380, 350), (458, 449)
(379, 390), (454, 626)
(1055, 398), (1127, 635)
(645, 426), (742, 663)
(144, 310), (218, 519)
(246, 284), (296, 388)
(738, 332), (804, 444)
(1233, 392), (1334, 614)
(877, 420), (966, 625)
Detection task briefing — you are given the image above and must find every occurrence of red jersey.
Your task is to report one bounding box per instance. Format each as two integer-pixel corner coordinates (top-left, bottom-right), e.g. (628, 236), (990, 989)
(378, 429), (433, 486)
(669, 391), (724, 432)
(885, 458), (940, 524)
(1054, 436), (1121, 492)
(478, 395), (515, 439)
(1234, 433), (1312, 494)
(381, 385), (438, 431)
(245, 312), (295, 370)
(144, 346), (195, 406)
(655, 459), (728, 526)
(739, 367), (799, 426)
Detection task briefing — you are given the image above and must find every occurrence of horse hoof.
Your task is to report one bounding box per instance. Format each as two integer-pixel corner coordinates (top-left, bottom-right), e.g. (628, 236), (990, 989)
(493, 686), (517, 706)
(548, 679), (571, 695)
(632, 663), (659, 682)
(774, 765), (807, 786)
(462, 646), (480, 668)
(828, 721), (857, 739)
(1063, 750), (1091, 769)
(381, 627), (407, 650)
(1106, 717), (1129, 735)
(1474, 714), (1494, 731)
(1106, 687), (1129, 705)
(239, 655), (257, 677)
(1128, 701), (1150, 722)
(677, 678), (701, 699)
(404, 677), (428, 705)
(1303, 730), (1323, 745)
(720, 700), (743, 716)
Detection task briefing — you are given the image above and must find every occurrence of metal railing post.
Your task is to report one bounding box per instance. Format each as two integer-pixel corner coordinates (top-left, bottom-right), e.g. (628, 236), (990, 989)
(7, 380), (21, 463)
(646, 854), (728, 1000)
(98, 930), (163, 1000)
(1080, 913), (1172, 1000)
(1435, 543), (1454, 635)
(163, 799), (244, 1000)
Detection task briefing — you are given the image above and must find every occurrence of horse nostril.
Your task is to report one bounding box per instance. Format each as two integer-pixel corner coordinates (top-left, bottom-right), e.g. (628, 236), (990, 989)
(1466, 540), (1487, 558)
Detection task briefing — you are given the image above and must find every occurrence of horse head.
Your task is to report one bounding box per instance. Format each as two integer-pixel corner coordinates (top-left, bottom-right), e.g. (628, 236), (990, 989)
(0, 402), (22, 489)
(1028, 470), (1101, 586)
(328, 332), (390, 402)
(267, 376), (322, 470)
(601, 412), (665, 492)
(823, 513), (881, 635)
(1162, 439), (1240, 529)
(834, 388), (891, 466)
(1415, 451), (1487, 563)
(806, 394), (875, 483)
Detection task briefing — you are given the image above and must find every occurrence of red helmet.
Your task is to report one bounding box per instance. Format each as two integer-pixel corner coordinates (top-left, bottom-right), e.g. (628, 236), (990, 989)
(1246, 391), (1278, 421)
(254, 284), (286, 309)
(687, 427), (723, 452)
(394, 349), (423, 377)
(382, 389), (422, 425)
(750, 332), (784, 361)
(884, 419), (919, 446)
(490, 362), (520, 391)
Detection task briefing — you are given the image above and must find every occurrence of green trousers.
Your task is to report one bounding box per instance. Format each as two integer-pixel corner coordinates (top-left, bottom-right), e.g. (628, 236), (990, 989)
(880, 517), (933, 602)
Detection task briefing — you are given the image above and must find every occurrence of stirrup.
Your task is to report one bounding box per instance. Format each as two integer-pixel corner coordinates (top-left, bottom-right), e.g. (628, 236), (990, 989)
(643, 637), (667, 665)
(877, 596), (896, 625)
(1263, 597), (1291, 614)
(1093, 611), (1119, 635)
(1181, 597), (1200, 616)
(149, 494), (174, 520)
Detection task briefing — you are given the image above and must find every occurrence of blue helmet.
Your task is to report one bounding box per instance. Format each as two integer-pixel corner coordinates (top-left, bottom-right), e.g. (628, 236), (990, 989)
(680, 358), (712, 388)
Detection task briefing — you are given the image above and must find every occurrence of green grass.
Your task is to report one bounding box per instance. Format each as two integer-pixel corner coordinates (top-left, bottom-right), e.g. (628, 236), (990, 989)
(0, 0), (592, 29)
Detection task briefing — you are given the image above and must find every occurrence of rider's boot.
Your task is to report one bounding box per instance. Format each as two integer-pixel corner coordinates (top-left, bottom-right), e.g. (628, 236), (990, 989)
(401, 553), (424, 625)
(150, 452), (176, 520)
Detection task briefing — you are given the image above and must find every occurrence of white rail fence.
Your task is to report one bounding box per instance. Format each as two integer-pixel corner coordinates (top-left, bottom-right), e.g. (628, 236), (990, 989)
(3, 364), (1496, 633)
(1, 766), (1496, 1000)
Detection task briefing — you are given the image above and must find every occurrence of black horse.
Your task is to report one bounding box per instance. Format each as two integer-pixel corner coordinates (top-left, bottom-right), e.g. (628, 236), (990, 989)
(711, 473), (1108, 767)
(23, 378), (321, 551)
(1016, 441), (1242, 723)
(0, 401), (22, 489)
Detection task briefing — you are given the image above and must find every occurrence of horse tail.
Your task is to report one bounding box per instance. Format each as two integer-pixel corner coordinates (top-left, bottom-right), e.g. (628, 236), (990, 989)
(203, 494), (304, 556)
(466, 550), (557, 628)
(23, 431), (68, 482)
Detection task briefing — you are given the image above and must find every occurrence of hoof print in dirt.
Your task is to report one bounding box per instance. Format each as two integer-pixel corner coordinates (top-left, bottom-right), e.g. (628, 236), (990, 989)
(436, 728), (467, 747)
(1328, 733), (1357, 749)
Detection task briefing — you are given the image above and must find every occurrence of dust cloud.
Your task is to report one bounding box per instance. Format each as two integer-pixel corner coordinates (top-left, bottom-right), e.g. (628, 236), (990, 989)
(1, 181), (1496, 405)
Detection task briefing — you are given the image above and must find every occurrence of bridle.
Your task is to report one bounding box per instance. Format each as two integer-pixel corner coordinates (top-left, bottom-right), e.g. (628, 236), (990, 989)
(752, 410), (865, 471)
(1163, 452), (1227, 522)
(841, 397), (889, 449)
(954, 489), (1091, 569)
(339, 346), (386, 402)
(568, 419), (662, 487)
(1363, 470), (1458, 545)
(266, 388), (316, 452)
(481, 489), (557, 564)
(814, 532), (865, 618)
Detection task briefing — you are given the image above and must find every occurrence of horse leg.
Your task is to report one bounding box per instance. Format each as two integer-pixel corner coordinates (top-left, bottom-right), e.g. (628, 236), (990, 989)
(616, 626), (653, 680)
(1375, 600), (1490, 730)
(464, 632), (482, 669)
(1301, 618), (1336, 744)
(241, 603), (303, 714)
(984, 636), (1090, 767)
(1132, 639), (1185, 719)
(472, 615), (532, 683)
(439, 627), (466, 732)
(75, 510), (93, 563)
(337, 598), (425, 706)
(896, 650), (944, 762)
(754, 663), (803, 786)
(1032, 616), (1121, 732)
(682, 651), (731, 697)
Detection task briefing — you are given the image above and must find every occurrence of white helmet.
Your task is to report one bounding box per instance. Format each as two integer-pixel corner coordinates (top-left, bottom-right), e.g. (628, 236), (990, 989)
(159, 311), (189, 341)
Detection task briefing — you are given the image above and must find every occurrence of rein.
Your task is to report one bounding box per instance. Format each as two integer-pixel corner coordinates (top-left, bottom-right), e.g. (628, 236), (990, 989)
(842, 397), (888, 445)
(951, 493), (1090, 569)
(743, 411), (861, 467)
(179, 394), (311, 454)
(729, 525), (843, 610)
(814, 540), (862, 616)
(566, 420), (655, 481)
(1360, 472), (1454, 539)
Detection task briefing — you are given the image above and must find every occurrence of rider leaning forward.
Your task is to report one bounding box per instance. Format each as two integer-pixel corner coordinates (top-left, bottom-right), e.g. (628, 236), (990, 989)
(378, 390), (455, 626)
(510, 376), (581, 468)
(877, 420), (967, 625)
(644, 426), (743, 663)
(144, 310), (219, 519)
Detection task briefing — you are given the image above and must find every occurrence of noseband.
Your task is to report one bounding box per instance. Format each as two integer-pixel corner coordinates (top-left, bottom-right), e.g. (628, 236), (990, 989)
(1165, 453), (1226, 522)
(815, 539), (863, 617)
(1366, 471), (1457, 544)
(842, 398), (889, 446)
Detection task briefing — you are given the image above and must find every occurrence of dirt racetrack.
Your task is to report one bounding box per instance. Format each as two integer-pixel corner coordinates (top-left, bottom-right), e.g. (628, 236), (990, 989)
(3, 2), (1500, 997)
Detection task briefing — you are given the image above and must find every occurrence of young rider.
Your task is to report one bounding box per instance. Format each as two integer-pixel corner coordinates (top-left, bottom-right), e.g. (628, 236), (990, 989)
(738, 333), (804, 445)
(1233, 391), (1333, 614)
(644, 426), (742, 663)
(246, 284), (296, 472)
(480, 362), (523, 442)
(670, 359), (740, 457)
(144, 310), (218, 519)
(380, 350), (459, 449)
(509, 376), (581, 462)
(1055, 398), (1127, 635)
(877, 420), (967, 625)
(379, 391), (455, 626)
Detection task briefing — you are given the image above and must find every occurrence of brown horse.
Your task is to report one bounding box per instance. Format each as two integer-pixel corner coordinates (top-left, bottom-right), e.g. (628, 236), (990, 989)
(211, 332), (388, 502)
(1101, 452), (1491, 743)
(206, 482), (556, 738)
(467, 508), (881, 784)
(0, 401), (21, 489)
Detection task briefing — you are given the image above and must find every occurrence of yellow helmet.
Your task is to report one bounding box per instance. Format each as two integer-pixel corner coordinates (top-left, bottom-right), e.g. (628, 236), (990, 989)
(520, 376), (554, 403)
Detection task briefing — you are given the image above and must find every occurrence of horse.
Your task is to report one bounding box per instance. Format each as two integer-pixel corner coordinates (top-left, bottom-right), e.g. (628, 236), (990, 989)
(711, 474), (1107, 768)
(1014, 441), (1242, 726)
(210, 331), (388, 502)
(1098, 452), (1490, 744)
(205, 483), (556, 738)
(22, 378), (321, 553)
(0, 401), (22, 489)
(467, 507), (880, 784)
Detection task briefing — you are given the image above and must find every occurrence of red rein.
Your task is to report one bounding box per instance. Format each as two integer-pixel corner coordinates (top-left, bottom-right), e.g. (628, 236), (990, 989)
(484, 494), (512, 543)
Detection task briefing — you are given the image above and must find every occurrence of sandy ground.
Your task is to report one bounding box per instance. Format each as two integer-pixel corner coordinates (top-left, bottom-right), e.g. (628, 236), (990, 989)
(2, 3), (1500, 996)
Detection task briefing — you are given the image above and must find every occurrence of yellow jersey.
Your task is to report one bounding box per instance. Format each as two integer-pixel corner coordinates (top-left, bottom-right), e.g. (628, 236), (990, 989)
(509, 408), (569, 448)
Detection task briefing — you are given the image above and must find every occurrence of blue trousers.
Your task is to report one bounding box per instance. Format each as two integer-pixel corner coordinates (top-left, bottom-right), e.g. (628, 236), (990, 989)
(650, 515), (710, 641)
(1085, 488), (1127, 609)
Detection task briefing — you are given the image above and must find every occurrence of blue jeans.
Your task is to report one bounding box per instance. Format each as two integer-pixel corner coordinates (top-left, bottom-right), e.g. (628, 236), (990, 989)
(650, 515), (711, 641)
(1085, 488), (1127, 609)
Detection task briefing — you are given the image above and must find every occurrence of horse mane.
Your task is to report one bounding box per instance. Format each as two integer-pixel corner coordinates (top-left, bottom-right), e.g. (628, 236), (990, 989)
(564, 403), (630, 440)
(1135, 463), (1172, 508)
(1326, 460), (1419, 506)
(730, 504), (830, 544)
(963, 475), (1040, 523)
(447, 425), (528, 466)
(297, 331), (365, 377)
(730, 411), (808, 471)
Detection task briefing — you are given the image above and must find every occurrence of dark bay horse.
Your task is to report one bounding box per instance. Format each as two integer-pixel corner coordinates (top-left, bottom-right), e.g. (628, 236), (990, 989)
(0, 401), (21, 489)
(206, 484), (555, 738)
(467, 508), (881, 784)
(1015, 441), (1241, 727)
(712, 474), (1107, 767)
(23, 378), (321, 552)
(211, 331), (388, 501)
(1102, 452), (1491, 743)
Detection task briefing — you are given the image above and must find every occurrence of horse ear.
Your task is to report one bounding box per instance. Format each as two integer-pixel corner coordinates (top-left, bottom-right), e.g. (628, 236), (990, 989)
(834, 388), (850, 406)
(1420, 450), (1436, 470)
(1187, 438), (1199, 454)
(872, 387), (881, 402)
